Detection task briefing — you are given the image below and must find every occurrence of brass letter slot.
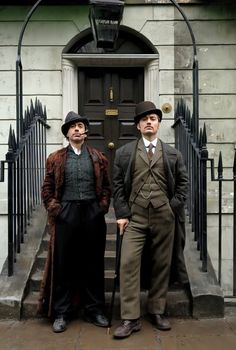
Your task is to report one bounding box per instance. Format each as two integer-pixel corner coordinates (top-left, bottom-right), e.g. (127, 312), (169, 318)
(105, 109), (119, 116)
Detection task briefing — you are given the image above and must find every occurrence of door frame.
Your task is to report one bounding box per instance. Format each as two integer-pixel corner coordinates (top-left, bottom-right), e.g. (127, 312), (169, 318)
(61, 53), (160, 135)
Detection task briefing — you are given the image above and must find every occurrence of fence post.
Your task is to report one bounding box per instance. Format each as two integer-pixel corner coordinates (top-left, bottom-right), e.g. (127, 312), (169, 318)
(200, 124), (208, 272)
(6, 126), (16, 276)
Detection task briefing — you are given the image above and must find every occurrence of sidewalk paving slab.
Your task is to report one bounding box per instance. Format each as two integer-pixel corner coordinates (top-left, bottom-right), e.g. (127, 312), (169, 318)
(0, 316), (236, 350)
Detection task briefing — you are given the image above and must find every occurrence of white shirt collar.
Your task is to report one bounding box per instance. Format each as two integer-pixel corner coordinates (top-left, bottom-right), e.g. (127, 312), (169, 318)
(142, 137), (158, 148)
(71, 144), (81, 155)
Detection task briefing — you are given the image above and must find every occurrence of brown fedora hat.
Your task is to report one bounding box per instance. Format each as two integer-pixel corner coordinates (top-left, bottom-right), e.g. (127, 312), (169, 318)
(61, 111), (89, 136)
(134, 101), (162, 124)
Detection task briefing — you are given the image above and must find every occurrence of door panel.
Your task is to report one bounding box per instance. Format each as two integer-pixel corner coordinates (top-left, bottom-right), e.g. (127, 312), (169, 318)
(78, 67), (144, 176)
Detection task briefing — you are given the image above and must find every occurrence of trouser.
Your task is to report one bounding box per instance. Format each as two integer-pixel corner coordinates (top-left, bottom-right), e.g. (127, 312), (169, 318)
(120, 202), (175, 320)
(53, 200), (106, 318)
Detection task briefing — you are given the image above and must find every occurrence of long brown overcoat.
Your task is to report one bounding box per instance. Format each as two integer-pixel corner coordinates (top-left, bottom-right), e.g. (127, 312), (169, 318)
(37, 144), (111, 317)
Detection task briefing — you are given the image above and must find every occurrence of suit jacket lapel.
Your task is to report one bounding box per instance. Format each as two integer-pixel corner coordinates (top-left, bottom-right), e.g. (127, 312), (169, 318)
(150, 139), (162, 167)
(137, 138), (149, 165)
(124, 140), (138, 188)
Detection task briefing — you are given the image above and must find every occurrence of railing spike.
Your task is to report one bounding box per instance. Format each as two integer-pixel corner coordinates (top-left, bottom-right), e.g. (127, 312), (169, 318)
(12, 129), (17, 151)
(218, 151), (223, 179)
(22, 115), (26, 135)
(44, 105), (47, 120)
(39, 101), (43, 116)
(186, 110), (190, 130)
(30, 98), (34, 112)
(199, 128), (203, 149)
(175, 100), (180, 119)
(8, 125), (14, 152)
(183, 105), (187, 121)
(25, 106), (28, 128)
(190, 116), (194, 136)
(180, 98), (185, 116)
(30, 102), (34, 122)
(35, 98), (39, 114)
(202, 123), (207, 145)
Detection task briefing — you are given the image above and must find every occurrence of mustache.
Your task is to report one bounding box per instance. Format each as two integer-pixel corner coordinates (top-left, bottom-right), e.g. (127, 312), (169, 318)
(73, 130), (88, 136)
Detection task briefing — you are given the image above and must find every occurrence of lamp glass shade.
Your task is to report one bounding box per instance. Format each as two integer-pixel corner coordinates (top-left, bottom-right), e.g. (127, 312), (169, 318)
(89, 0), (124, 49)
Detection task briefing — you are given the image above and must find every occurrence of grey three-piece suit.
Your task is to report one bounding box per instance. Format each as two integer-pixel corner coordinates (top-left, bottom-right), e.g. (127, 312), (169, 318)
(113, 138), (189, 319)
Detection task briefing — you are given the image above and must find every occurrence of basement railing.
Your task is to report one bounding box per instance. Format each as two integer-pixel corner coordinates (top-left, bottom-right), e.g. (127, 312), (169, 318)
(173, 98), (236, 298)
(0, 99), (50, 276)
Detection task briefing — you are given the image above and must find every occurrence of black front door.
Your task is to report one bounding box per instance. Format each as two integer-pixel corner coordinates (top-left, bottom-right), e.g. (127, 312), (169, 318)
(78, 67), (144, 176)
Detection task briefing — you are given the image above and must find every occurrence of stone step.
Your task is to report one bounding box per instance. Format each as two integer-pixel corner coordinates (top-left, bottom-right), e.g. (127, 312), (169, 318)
(22, 206), (191, 320)
(22, 285), (191, 319)
(104, 250), (116, 270)
(105, 270), (117, 292)
(40, 235), (49, 252)
(105, 287), (191, 319)
(29, 267), (116, 293)
(166, 287), (192, 317)
(105, 214), (117, 235)
(29, 268), (43, 292)
(105, 233), (116, 251)
(35, 251), (47, 270)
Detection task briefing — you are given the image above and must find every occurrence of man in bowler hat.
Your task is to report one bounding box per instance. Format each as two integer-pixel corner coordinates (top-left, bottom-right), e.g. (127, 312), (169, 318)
(38, 111), (111, 333)
(112, 101), (189, 338)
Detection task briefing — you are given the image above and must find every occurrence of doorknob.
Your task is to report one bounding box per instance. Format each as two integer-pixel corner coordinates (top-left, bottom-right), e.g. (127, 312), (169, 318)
(108, 142), (115, 149)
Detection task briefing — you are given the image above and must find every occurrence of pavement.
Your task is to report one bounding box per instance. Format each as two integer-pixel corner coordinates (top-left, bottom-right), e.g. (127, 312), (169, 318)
(1, 315), (236, 350)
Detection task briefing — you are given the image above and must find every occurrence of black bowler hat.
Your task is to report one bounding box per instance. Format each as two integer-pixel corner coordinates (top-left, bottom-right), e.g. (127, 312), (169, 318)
(134, 101), (162, 124)
(61, 111), (89, 136)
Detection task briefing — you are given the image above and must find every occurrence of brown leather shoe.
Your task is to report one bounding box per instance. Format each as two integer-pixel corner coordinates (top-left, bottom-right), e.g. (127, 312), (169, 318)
(148, 314), (171, 331)
(113, 319), (141, 339)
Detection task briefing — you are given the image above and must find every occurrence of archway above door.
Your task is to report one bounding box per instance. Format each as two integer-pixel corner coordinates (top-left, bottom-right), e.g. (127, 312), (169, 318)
(62, 25), (160, 118)
(63, 25), (158, 54)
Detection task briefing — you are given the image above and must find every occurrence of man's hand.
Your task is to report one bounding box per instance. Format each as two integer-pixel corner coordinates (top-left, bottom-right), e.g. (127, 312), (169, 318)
(117, 218), (129, 235)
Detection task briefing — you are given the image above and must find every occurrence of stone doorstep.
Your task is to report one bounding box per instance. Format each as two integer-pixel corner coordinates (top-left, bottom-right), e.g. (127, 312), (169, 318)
(22, 285), (191, 320)
(0, 206), (48, 319)
(184, 222), (224, 318)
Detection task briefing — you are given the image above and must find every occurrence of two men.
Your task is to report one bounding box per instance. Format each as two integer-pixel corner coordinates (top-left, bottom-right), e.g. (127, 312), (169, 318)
(39, 101), (188, 338)
(38, 112), (111, 333)
(112, 101), (189, 338)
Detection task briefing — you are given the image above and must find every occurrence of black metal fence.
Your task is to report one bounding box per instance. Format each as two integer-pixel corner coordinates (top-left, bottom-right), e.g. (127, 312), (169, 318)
(173, 99), (236, 297)
(0, 99), (50, 276)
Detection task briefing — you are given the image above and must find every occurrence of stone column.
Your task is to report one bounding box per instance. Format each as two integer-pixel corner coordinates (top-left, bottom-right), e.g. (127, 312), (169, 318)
(144, 59), (160, 107)
(62, 59), (78, 119)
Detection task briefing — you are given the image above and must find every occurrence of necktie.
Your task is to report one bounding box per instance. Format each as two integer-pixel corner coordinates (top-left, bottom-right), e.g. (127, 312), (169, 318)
(147, 143), (154, 159)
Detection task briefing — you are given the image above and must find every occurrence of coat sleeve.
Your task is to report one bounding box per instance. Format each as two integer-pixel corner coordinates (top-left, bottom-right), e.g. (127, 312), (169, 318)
(88, 146), (111, 214)
(41, 154), (61, 217)
(169, 151), (189, 217)
(113, 149), (132, 219)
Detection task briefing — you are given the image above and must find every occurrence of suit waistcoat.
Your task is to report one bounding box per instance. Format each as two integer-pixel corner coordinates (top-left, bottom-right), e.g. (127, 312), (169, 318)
(129, 139), (169, 209)
(61, 146), (96, 201)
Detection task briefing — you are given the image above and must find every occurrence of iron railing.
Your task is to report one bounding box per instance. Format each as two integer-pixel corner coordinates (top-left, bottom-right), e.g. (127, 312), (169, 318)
(0, 99), (50, 276)
(173, 99), (236, 297)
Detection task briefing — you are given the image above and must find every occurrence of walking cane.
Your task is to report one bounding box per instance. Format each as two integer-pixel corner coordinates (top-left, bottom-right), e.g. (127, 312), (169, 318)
(107, 227), (124, 335)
